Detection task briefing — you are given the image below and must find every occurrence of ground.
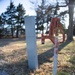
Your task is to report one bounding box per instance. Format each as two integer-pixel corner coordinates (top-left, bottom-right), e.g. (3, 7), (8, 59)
(0, 37), (75, 75)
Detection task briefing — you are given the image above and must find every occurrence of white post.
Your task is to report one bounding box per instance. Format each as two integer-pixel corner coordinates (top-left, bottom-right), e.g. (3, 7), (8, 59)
(25, 16), (38, 70)
(53, 36), (59, 75)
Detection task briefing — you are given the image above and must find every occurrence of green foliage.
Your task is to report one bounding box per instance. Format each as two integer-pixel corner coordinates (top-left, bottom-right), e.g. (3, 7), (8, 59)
(15, 3), (25, 38)
(0, 29), (3, 34)
(69, 56), (75, 64)
(5, 2), (16, 25)
(0, 13), (6, 28)
(4, 2), (16, 37)
(35, 0), (53, 34)
(15, 3), (25, 25)
(35, 0), (68, 35)
(0, 29), (4, 38)
(1, 2), (26, 38)
(0, 16), (2, 25)
(1, 13), (6, 25)
(36, 25), (44, 31)
(57, 71), (69, 75)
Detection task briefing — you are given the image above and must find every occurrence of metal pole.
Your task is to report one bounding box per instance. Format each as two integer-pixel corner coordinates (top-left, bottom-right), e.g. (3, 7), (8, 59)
(53, 36), (59, 75)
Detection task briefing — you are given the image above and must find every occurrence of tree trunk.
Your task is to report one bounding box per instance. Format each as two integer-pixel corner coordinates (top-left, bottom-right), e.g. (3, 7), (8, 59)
(16, 26), (19, 38)
(67, 0), (74, 41)
(11, 28), (14, 38)
(36, 24), (39, 37)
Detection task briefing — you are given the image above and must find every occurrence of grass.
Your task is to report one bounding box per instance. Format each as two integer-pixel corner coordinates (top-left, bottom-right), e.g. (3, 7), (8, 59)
(57, 71), (69, 75)
(69, 56), (75, 64)
(0, 37), (75, 75)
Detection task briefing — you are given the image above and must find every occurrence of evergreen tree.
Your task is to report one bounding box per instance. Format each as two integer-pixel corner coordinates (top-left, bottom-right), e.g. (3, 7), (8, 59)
(0, 15), (5, 38)
(0, 15), (3, 27)
(15, 3), (25, 38)
(5, 2), (16, 37)
(1, 13), (7, 28)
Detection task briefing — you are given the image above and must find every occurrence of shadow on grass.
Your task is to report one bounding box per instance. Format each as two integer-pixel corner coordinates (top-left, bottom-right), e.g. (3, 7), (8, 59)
(0, 40), (72, 75)
(0, 38), (25, 47)
(0, 60), (30, 75)
(38, 40), (72, 64)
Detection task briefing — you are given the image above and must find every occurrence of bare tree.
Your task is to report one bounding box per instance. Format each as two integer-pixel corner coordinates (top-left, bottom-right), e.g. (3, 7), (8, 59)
(67, 0), (75, 41)
(30, 0), (75, 40)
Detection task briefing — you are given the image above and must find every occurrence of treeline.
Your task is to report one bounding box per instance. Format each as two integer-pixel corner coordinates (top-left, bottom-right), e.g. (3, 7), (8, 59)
(0, 0), (68, 39)
(0, 2), (25, 38)
(0, 0), (75, 39)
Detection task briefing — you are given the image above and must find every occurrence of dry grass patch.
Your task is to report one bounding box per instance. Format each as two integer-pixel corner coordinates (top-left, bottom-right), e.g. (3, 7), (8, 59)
(0, 38), (75, 75)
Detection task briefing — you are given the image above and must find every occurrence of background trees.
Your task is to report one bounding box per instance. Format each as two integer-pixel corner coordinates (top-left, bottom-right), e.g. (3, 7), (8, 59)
(30, 0), (75, 41)
(0, 15), (3, 38)
(15, 3), (25, 38)
(5, 2), (16, 37)
(31, 0), (68, 34)
(0, 2), (25, 38)
(0, 0), (75, 40)
(67, 0), (75, 40)
(35, 0), (53, 34)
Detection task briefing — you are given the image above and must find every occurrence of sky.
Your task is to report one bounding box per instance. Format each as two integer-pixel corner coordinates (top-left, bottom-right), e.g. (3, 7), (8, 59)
(0, 0), (37, 15)
(0, 0), (70, 28)
(0, 0), (66, 15)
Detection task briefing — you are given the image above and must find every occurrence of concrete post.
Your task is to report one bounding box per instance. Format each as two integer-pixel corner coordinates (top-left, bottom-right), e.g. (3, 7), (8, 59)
(25, 16), (38, 70)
